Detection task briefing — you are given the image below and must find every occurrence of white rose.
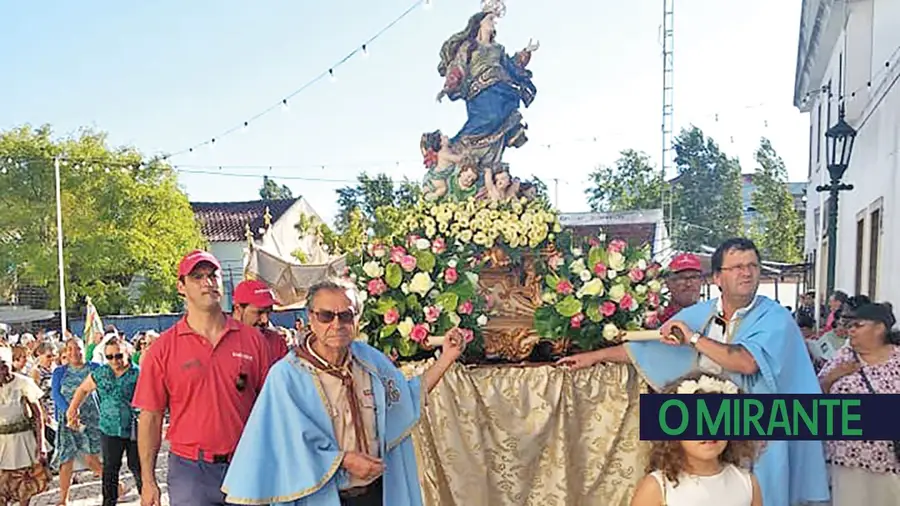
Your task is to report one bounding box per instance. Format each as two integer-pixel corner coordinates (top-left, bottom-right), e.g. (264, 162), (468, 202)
(362, 261), (384, 279)
(608, 284), (626, 303)
(448, 259), (458, 268)
(401, 283), (410, 295)
(637, 259), (648, 270)
(373, 248), (386, 258)
(397, 318), (414, 338)
(476, 314), (488, 326)
(697, 375), (718, 393)
(608, 251), (626, 271)
(676, 380), (699, 395)
(408, 272), (434, 296)
(569, 259), (586, 274)
(607, 269), (617, 280)
(648, 280), (662, 293)
(571, 248), (583, 258)
(602, 323), (620, 340)
(358, 290), (369, 303)
(635, 284), (648, 295)
(415, 238), (431, 251)
(579, 269), (592, 282)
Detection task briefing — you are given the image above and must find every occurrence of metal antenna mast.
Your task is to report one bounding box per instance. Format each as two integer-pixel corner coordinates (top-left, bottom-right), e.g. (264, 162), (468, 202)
(661, 0), (675, 240)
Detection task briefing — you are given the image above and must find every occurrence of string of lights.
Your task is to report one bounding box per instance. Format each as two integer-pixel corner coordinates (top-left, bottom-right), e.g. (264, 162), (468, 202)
(157, 0), (429, 161)
(799, 43), (900, 106)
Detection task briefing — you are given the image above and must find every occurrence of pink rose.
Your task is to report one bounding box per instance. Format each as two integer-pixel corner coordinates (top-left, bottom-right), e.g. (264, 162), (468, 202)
(646, 262), (662, 279)
(570, 313), (584, 329)
(383, 308), (400, 325)
(400, 255), (418, 273)
(648, 292), (661, 308)
(608, 239), (627, 254)
(367, 278), (387, 296)
(424, 305), (441, 323)
(390, 246), (407, 263)
(593, 262), (608, 277)
(406, 235), (420, 248)
(460, 328), (475, 343)
(444, 267), (459, 284)
(458, 300), (474, 315)
(644, 311), (661, 329)
(588, 237), (600, 247)
(431, 237), (447, 254)
(619, 293), (635, 311)
(409, 323), (430, 344)
(628, 268), (645, 283)
(600, 301), (617, 317)
(556, 280), (573, 295)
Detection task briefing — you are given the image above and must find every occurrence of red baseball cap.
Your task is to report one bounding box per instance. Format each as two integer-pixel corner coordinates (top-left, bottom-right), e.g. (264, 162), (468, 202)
(232, 280), (278, 308)
(177, 250), (222, 277)
(668, 253), (702, 273)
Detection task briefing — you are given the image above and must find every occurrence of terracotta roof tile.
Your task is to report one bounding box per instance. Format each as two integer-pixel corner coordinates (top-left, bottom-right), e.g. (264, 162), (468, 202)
(190, 199), (299, 242)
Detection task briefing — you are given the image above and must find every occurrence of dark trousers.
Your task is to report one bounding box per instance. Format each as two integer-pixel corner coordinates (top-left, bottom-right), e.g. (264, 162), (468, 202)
(167, 453), (234, 506)
(100, 434), (142, 506)
(340, 477), (383, 506)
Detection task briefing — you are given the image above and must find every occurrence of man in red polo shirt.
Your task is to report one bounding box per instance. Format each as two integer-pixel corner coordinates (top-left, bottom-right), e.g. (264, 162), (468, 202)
(659, 252), (704, 323)
(231, 279), (290, 364)
(134, 250), (271, 506)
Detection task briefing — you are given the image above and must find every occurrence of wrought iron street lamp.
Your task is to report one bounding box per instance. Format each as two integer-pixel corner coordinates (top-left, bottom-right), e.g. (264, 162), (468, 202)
(816, 104), (857, 295)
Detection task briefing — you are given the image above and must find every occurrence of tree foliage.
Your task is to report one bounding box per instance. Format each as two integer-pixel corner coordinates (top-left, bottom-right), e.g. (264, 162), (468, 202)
(671, 126), (744, 252)
(748, 138), (803, 262)
(585, 149), (664, 213)
(333, 173), (422, 249)
(259, 175), (293, 200)
(0, 125), (205, 315)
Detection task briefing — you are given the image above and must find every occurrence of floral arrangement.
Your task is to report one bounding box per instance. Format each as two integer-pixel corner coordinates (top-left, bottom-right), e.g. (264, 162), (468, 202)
(349, 234), (488, 359)
(676, 375), (740, 394)
(395, 197), (560, 260)
(533, 234), (668, 352)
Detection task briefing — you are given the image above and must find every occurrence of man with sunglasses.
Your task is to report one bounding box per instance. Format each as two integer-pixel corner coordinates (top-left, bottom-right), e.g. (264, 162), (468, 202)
(222, 279), (467, 506)
(67, 338), (141, 505)
(232, 279), (290, 364)
(133, 250), (273, 506)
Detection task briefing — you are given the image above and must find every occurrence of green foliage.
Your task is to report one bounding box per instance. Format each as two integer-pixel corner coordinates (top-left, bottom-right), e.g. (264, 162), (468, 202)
(748, 138), (803, 262)
(585, 149), (664, 213)
(0, 125), (205, 315)
(333, 173), (422, 244)
(258, 176), (293, 200)
(672, 126), (744, 252)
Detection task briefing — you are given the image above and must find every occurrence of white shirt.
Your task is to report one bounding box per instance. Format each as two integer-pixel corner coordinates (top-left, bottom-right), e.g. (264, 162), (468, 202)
(650, 464), (753, 506)
(0, 373), (45, 470)
(699, 296), (759, 374)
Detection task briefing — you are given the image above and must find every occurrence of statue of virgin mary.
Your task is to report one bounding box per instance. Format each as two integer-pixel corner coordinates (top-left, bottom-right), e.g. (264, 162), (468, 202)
(436, 1), (539, 171)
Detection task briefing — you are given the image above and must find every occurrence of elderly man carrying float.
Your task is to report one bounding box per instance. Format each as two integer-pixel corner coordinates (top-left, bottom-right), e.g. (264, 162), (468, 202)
(221, 279), (468, 506)
(561, 238), (829, 506)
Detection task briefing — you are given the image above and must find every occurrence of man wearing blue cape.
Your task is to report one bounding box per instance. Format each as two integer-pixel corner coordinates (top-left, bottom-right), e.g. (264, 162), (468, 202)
(221, 279), (467, 506)
(560, 238), (830, 506)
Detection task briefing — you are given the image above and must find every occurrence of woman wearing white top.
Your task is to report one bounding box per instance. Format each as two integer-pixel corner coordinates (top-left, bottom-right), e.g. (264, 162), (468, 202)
(0, 345), (50, 504)
(630, 372), (762, 506)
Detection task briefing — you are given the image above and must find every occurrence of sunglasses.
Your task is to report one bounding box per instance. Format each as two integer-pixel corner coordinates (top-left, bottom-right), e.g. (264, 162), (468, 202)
(105, 353), (124, 361)
(312, 309), (355, 324)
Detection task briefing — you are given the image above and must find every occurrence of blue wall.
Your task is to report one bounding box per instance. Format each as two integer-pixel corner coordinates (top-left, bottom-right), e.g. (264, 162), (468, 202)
(69, 309), (307, 339)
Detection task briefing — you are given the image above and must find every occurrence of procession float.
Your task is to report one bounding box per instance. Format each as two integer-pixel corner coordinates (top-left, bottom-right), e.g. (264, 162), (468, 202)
(344, 2), (658, 504)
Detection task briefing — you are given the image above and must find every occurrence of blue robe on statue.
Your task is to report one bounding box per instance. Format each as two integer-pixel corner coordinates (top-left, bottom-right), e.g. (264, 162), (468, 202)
(221, 342), (426, 506)
(624, 296), (831, 506)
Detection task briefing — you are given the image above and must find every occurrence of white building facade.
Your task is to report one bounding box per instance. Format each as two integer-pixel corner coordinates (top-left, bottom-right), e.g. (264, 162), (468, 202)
(794, 0), (900, 303)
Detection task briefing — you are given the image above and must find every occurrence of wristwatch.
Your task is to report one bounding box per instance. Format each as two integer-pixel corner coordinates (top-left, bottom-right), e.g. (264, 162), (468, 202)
(689, 332), (702, 346)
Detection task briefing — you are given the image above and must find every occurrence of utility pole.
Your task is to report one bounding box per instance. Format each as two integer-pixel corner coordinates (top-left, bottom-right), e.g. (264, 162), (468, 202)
(552, 178), (559, 209)
(54, 156), (67, 332)
(661, 0), (676, 239)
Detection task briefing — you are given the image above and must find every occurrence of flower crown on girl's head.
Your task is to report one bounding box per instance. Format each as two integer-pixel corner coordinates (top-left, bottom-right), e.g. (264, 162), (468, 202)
(675, 374), (740, 395)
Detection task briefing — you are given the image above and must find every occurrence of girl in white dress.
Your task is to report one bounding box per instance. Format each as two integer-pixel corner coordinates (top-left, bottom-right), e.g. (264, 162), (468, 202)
(630, 372), (762, 506)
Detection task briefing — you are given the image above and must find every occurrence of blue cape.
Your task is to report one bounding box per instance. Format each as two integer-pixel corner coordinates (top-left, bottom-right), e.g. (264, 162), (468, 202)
(221, 342), (426, 506)
(625, 296), (830, 506)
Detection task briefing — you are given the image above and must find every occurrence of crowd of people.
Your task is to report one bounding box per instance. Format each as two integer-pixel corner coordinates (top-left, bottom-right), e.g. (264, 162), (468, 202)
(0, 237), (896, 505)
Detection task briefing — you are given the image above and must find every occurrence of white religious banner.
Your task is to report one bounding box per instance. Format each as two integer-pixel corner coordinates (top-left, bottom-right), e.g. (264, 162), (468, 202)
(244, 246), (347, 307)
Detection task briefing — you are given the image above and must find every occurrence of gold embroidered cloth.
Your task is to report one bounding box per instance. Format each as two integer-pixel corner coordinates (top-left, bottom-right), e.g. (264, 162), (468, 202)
(400, 361), (650, 506)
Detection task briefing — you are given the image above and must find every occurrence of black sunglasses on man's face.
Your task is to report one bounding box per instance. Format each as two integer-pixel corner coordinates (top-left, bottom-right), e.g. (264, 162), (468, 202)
(312, 309), (355, 324)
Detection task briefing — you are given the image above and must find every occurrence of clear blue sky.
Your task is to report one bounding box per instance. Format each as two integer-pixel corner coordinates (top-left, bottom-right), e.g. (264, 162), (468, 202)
(1, 0), (808, 224)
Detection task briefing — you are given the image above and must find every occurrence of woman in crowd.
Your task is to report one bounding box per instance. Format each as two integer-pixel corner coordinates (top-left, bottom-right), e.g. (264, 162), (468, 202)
(51, 338), (103, 504)
(0, 345), (50, 504)
(11, 345), (30, 375)
(66, 338), (139, 505)
(818, 301), (900, 504)
(29, 342), (57, 465)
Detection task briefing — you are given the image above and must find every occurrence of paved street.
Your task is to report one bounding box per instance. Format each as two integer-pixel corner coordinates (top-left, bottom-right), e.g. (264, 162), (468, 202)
(31, 440), (170, 506)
